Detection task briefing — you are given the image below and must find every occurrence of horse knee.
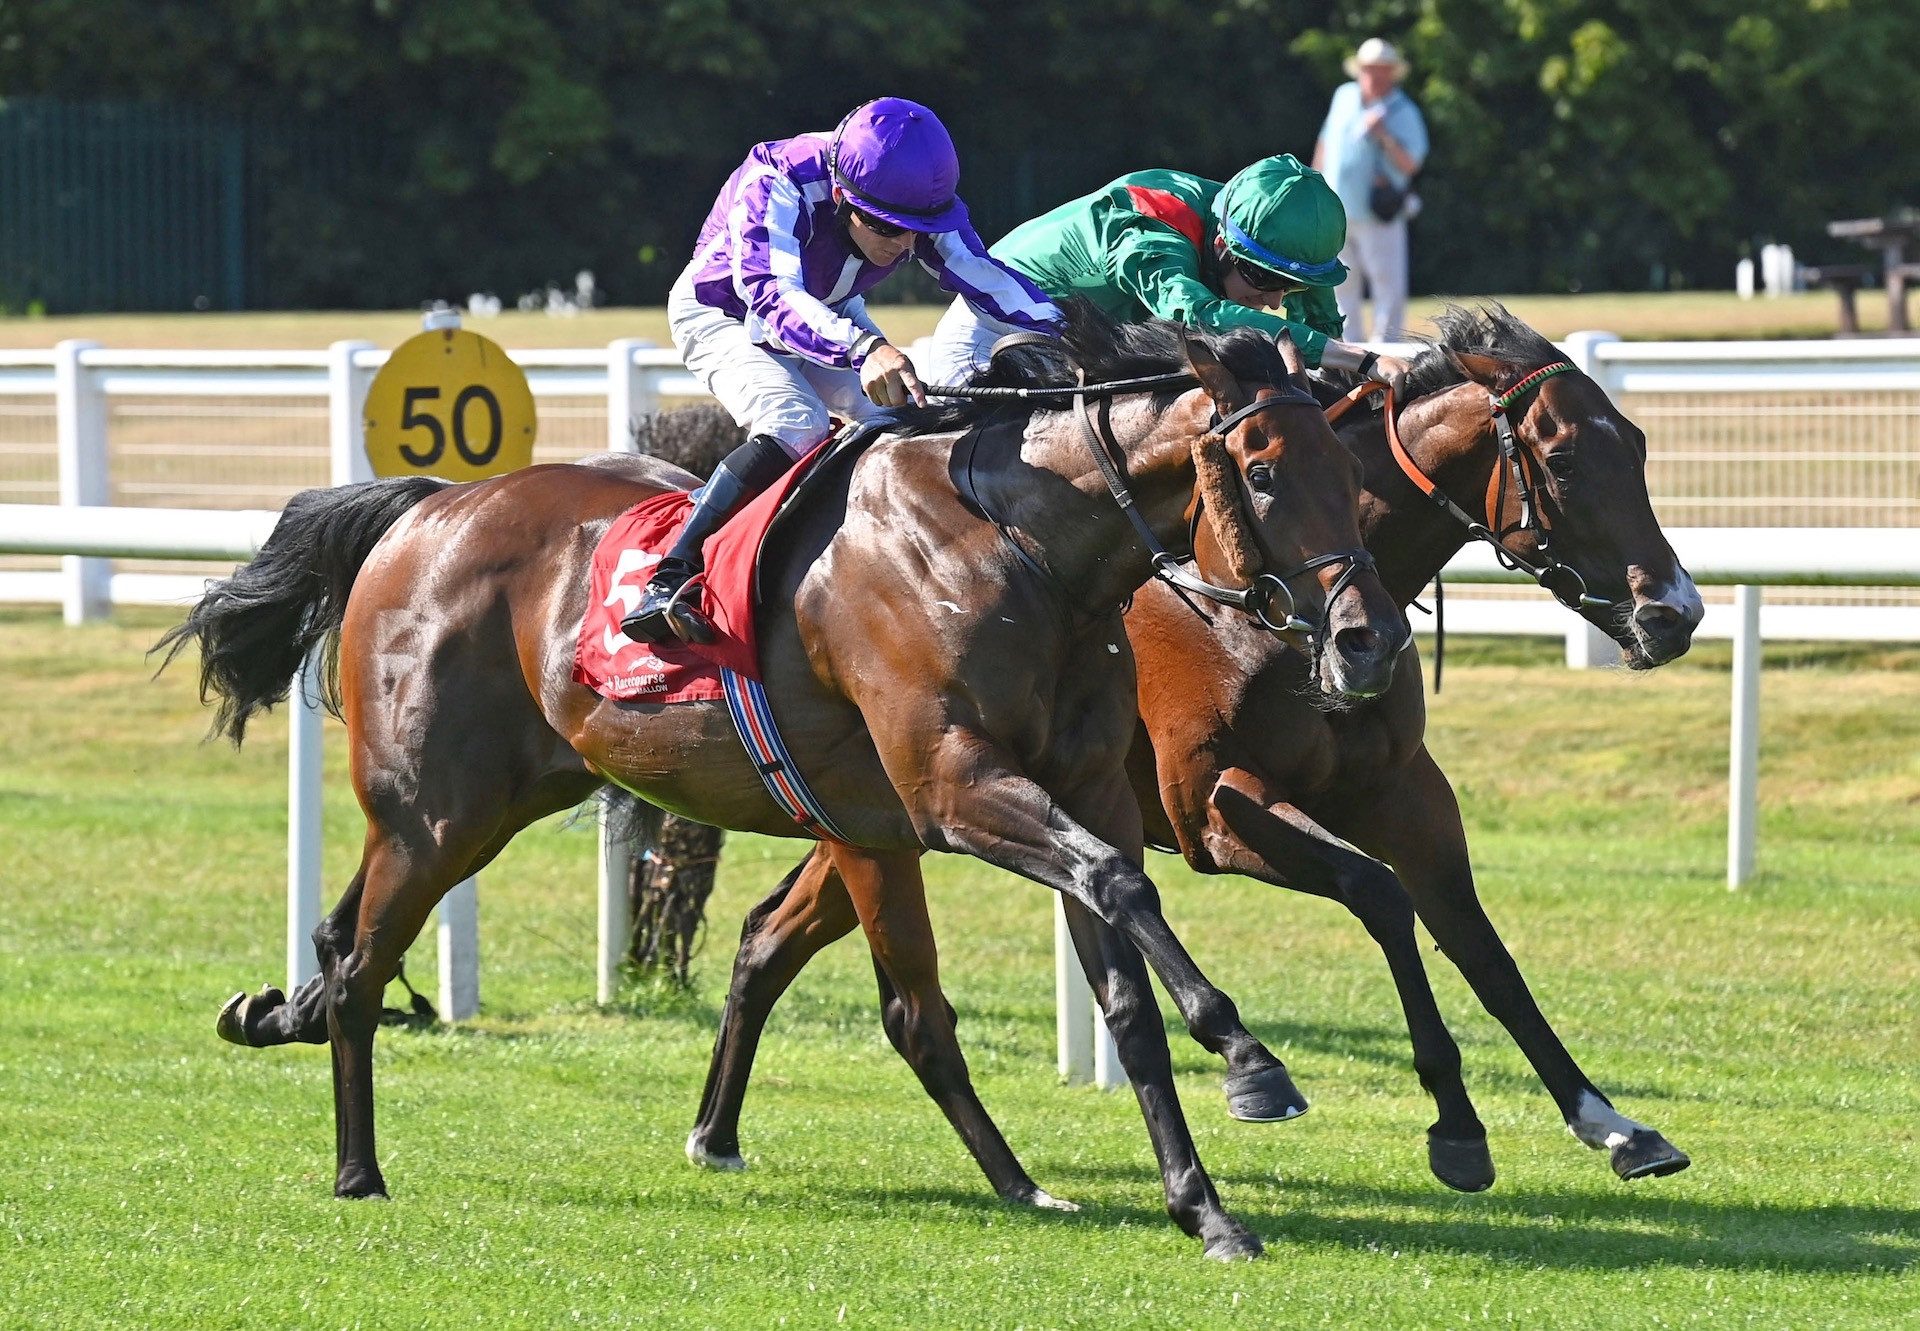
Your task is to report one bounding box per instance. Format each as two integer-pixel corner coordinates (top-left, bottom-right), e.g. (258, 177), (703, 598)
(1082, 864), (1161, 929)
(1341, 862), (1418, 944)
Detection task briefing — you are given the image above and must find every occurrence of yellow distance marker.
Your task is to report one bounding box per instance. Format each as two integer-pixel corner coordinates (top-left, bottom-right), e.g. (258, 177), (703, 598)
(363, 320), (536, 481)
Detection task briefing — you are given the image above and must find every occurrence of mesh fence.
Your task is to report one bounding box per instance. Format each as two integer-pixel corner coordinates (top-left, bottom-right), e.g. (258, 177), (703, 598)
(1628, 390), (1920, 529)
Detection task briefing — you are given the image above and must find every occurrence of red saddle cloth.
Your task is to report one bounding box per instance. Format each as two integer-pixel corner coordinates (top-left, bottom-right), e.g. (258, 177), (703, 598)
(573, 441), (825, 704)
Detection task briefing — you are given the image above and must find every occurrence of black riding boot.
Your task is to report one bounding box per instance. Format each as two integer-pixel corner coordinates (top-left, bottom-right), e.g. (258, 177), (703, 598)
(620, 434), (794, 644)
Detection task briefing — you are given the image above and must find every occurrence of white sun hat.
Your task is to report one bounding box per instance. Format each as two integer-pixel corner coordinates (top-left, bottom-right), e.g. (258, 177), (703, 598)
(1344, 37), (1410, 80)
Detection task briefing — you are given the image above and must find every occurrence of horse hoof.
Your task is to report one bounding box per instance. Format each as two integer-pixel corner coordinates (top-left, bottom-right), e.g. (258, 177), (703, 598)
(1202, 1224), (1265, 1262)
(1224, 1064), (1309, 1123)
(215, 986), (284, 1046)
(1611, 1130), (1690, 1181)
(1019, 1188), (1080, 1213)
(685, 1130), (746, 1172)
(1427, 1133), (1496, 1193)
(335, 1170), (389, 1200)
(216, 992), (250, 1045)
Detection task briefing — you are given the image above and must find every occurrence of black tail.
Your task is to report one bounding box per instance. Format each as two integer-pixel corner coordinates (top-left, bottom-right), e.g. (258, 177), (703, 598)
(153, 476), (447, 744)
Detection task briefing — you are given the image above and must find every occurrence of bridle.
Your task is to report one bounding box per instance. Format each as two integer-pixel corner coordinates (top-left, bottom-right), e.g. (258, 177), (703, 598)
(1325, 360), (1610, 612)
(930, 368), (1376, 636)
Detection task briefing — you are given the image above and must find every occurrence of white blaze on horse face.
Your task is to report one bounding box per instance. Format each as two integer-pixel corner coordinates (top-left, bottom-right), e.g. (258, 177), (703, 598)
(1569, 1089), (1651, 1150)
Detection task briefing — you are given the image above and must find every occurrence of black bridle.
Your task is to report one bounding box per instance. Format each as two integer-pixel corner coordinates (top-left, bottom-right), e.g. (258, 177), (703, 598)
(1334, 361), (1611, 613)
(928, 368), (1376, 637)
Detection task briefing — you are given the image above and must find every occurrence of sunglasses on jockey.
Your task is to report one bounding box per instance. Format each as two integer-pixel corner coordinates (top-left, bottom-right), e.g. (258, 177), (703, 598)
(844, 202), (908, 239)
(1228, 252), (1304, 294)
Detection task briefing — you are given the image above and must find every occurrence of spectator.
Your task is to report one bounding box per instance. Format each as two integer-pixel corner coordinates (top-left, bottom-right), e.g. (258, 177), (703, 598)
(1314, 37), (1429, 341)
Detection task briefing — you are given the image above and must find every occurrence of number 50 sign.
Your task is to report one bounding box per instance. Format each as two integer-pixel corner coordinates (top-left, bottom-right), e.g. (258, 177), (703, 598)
(363, 325), (536, 481)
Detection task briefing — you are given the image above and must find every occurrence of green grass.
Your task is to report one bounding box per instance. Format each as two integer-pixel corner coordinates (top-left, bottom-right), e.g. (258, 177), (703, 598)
(0, 290), (1887, 351)
(1, 608), (1916, 1328)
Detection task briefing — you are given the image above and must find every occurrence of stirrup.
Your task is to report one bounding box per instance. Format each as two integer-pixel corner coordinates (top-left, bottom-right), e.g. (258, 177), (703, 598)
(659, 577), (716, 645)
(621, 570), (714, 645)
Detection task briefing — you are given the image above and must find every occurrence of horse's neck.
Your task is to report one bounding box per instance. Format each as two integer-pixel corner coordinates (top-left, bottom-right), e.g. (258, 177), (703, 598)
(991, 394), (1196, 612)
(1349, 408), (1490, 606)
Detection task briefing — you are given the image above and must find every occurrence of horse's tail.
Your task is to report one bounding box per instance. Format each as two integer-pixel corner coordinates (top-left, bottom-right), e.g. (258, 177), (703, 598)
(154, 476), (448, 745)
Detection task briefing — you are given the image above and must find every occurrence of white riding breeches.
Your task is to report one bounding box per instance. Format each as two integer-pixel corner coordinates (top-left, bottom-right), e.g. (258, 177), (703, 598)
(668, 267), (888, 459)
(920, 296), (1026, 387)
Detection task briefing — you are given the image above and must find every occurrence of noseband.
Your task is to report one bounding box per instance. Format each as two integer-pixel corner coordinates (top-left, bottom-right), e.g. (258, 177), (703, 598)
(930, 370), (1375, 637)
(1328, 361), (1610, 612)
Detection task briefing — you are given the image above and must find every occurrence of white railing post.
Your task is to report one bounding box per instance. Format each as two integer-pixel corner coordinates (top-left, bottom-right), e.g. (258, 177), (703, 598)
(1566, 619), (1622, 669)
(1055, 898), (1093, 1084)
(606, 339), (652, 453)
(1728, 585), (1762, 889)
(54, 339), (109, 623)
(1093, 1010), (1123, 1090)
(438, 877), (480, 1020)
(287, 653), (325, 992)
(597, 815), (632, 1004)
(328, 340), (376, 484)
(1562, 329), (1623, 401)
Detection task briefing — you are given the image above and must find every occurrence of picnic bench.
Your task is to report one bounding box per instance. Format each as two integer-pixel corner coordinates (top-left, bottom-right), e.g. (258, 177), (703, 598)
(1825, 209), (1920, 333)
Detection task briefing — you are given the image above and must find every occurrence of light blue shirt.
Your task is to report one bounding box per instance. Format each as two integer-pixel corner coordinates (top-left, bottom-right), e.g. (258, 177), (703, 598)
(1317, 82), (1429, 217)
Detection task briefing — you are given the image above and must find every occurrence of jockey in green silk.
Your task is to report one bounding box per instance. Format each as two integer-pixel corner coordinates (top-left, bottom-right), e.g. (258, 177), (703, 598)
(924, 154), (1412, 384)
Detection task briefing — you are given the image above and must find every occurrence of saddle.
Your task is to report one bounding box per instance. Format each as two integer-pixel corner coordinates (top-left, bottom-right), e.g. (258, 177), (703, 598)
(572, 418), (891, 705)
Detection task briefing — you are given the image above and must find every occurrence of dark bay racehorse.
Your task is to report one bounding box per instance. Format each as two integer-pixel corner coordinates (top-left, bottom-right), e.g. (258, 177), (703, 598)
(688, 305), (1701, 1199)
(160, 309), (1405, 1259)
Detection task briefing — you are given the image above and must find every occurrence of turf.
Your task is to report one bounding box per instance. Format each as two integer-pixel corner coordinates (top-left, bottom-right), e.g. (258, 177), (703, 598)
(0, 608), (1915, 1328)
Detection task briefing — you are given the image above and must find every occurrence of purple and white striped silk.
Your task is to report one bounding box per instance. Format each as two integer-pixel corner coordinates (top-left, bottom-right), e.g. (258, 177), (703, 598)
(686, 133), (1060, 371)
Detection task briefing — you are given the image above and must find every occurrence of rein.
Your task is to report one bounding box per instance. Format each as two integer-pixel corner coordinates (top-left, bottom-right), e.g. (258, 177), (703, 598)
(927, 371), (1375, 636)
(1331, 362), (1610, 613)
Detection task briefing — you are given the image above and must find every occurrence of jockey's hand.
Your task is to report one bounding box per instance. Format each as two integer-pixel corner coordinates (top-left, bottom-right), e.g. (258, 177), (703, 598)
(1370, 352), (1413, 382)
(860, 342), (926, 409)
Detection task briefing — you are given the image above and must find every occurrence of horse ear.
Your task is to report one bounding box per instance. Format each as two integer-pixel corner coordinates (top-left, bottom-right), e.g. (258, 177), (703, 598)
(1273, 329), (1312, 392)
(1185, 335), (1245, 408)
(1446, 349), (1506, 388)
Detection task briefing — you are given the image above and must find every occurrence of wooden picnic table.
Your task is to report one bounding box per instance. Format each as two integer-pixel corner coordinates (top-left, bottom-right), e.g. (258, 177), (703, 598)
(1826, 208), (1920, 333)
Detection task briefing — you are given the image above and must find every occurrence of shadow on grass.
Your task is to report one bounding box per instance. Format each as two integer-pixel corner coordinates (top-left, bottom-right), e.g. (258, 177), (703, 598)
(767, 1174), (1918, 1275)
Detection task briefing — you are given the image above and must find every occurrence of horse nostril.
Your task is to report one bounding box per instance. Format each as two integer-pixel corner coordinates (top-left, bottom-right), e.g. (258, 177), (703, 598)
(1335, 625), (1383, 660)
(1634, 602), (1684, 634)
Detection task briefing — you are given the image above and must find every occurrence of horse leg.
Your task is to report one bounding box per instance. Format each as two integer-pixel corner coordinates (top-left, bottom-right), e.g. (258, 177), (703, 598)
(830, 843), (1069, 1211)
(686, 844), (860, 1169)
(317, 820), (484, 1199)
(1204, 767), (1493, 1192)
(1334, 746), (1690, 1182)
(1053, 897), (1261, 1256)
(904, 737), (1271, 1257)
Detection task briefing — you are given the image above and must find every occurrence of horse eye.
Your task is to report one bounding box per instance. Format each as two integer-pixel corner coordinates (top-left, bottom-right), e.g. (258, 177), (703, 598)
(1246, 461), (1275, 492)
(1544, 448), (1576, 480)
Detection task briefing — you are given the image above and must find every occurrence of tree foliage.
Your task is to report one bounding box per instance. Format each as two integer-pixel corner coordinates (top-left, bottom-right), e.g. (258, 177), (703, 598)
(2, 0), (1915, 306)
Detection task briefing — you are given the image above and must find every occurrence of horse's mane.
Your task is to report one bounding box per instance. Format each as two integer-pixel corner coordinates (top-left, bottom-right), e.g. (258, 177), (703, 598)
(894, 297), (1294, 437)
(1396, 302), (1563, 403)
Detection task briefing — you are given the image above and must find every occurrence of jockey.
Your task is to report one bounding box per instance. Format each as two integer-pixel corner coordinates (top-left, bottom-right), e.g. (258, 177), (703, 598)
(922, 154), (1412, 387)
(623, 97), (1063, 644)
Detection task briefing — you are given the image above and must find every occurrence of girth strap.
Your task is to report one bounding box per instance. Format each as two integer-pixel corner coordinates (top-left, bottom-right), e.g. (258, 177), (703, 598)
(721, 670), (851, 843)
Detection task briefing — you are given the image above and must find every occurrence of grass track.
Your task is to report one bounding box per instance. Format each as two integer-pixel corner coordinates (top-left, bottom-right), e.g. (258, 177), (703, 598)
(0, 608), (1916, 1328)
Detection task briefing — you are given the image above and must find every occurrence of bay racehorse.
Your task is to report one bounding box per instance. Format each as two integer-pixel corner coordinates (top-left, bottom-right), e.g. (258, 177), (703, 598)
(686, 304), (1700, 1200)
(160, 307), (1405, 1260)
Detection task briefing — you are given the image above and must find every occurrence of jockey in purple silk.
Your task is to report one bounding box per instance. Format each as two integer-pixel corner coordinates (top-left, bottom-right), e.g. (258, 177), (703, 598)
(623, 97), (1062, 645)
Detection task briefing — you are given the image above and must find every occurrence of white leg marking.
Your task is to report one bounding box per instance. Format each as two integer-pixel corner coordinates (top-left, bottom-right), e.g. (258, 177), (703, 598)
(686, 1130), (747, 1171)
(1569, 1089), (1651, 1151)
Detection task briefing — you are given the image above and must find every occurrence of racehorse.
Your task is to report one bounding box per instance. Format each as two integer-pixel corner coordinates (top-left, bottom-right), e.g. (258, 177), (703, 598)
(685, 304), (1701, 1201)
(159, 307), (1406, 1260)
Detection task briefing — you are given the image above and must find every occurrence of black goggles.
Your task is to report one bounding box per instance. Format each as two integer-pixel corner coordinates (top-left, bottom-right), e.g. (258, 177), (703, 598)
(1229, 253), (1302, 293)
(847, 204), (908, 239)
